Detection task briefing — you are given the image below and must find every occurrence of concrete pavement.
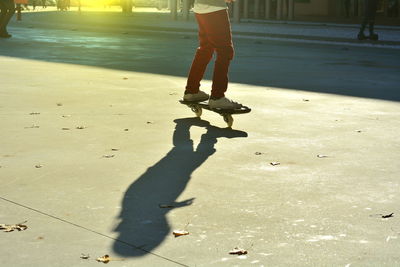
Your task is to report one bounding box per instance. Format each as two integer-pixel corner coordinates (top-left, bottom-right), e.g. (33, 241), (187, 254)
(1, 8), (400, 267)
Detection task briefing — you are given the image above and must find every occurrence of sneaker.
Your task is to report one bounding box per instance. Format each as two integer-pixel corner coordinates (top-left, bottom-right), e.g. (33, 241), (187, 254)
(183, 90), (209, 102)
(208, 97), (243, 110)
(369, 33), (379, 41)
(357, 32), (366, 40)
(0, 31), (12, 38)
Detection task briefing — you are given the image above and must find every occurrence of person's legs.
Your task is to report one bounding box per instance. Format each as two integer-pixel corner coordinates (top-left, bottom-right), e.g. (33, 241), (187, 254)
(185, 13), (214, 95)
(367, 0), (378, 36)
(358, 0), (378, 39)
(0, 0), (15, 37)
(204, 10), (234, 99)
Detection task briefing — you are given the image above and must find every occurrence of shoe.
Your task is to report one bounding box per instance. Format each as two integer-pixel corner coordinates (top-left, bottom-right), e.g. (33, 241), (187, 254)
(183, 90), (209, 102)
(357, 32), (366, 40)
(0, 31), (12, 38)
(369, 33), (379, 41)
(208, 97), (243, 110)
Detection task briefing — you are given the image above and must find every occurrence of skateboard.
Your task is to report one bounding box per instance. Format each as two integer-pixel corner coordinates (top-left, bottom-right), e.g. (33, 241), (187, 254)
(179, 100), (251, 128)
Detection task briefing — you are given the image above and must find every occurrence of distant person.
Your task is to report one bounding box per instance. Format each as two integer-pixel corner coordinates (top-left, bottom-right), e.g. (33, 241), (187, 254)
(344, 0), (350, 18)
(32, 0), (37, 10)
(358, 0), (379, 40)
(0, 0), (15, 38)
(183, 0), (243, 109)
(41, 0), (46, 8)
(14, 0), (28, 20)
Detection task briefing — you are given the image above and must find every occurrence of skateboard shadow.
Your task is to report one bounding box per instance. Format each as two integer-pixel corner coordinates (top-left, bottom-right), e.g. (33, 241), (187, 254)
(112, 118), (248, 257)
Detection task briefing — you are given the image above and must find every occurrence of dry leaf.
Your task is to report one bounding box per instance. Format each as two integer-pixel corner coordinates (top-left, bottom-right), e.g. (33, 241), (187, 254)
(80, 253), (90, 259)
(124, 129), (129, 131)
(0, 221), (28, 232)
(96, 255), (110, 263)
(270, 162), (280, 166)
(56, 103), (63, 106)
(317, 154), (328, 158)
(173, 230), (189, 237)
(382, 213), (394, 219)
(229, 247), (248, 255)
(29, 112), (40, 115)
(76, 126), (85, 129)
(35, 164), (43, 168)
(62, 128), (70, 130)
(302, 99), (310, 102)
(255, 152), (263, 155)
(61, 115), (71, 118)
(111, 148), (119, 151)
(102, 155), (115, 158)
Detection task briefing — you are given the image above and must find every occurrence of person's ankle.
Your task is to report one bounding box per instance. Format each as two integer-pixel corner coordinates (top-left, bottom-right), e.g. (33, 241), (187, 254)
(210, 95), (223, 100)
(184, 90), (197, 95)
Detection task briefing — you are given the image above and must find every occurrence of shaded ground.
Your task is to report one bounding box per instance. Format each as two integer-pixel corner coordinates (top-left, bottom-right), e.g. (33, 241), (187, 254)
(2, 11), (400, 101)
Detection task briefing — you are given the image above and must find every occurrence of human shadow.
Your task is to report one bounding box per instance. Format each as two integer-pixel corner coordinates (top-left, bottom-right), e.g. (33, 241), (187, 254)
(112, 118), (248, 257)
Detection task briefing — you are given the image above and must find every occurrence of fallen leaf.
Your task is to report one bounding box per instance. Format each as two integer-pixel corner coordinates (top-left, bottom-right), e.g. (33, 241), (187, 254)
(102, 155), (115, 158)
(56, 103), (63, 106)
(382, 213), (394, 219)
(35, 164), (43, 168)
(146, 121), (154, 124)
(111, 148), (119, 151)
(76, 126), (85, 129)
(80, 253), (90, 259)
(317, 154), (328, 158)
(355, 130), (362, 133)
(62, 128), (70, 130)
(255, 152), (263, 155)
(96, 255), (110, 263)
(124, 129), (129, 131)
(0, 221), (28, 232)
(229, 247), (248, 255)
(173, 230), (189, 237)
(29, 112), (40, 115)
(270, 162), (280, 166)
(302, 99), (310, 102)
(61, 115), (71, 118)
(123, 77), (128, 80)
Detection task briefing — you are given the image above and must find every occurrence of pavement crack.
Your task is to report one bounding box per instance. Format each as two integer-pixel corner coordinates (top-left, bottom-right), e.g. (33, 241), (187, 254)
(0, 196), (188, 267)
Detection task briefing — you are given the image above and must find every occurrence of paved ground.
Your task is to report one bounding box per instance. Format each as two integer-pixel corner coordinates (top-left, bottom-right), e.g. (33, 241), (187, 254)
(1, 8), (400, 267)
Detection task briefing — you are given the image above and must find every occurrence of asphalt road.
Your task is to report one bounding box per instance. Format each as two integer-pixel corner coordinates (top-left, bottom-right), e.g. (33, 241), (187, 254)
(1, 20), (400, 102)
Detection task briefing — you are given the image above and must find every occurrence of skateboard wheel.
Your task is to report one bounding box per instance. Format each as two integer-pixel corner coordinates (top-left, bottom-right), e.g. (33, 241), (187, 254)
(191, 106), (202, 117)
(223, 114), (233, 127)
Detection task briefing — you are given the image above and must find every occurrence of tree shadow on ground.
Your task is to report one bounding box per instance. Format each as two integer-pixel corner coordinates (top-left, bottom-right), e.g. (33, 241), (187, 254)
(112, 118), (248, 257)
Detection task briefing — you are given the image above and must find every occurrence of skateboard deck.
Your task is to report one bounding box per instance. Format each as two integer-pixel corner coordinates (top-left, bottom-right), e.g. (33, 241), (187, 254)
(180, 100), (251, 127)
